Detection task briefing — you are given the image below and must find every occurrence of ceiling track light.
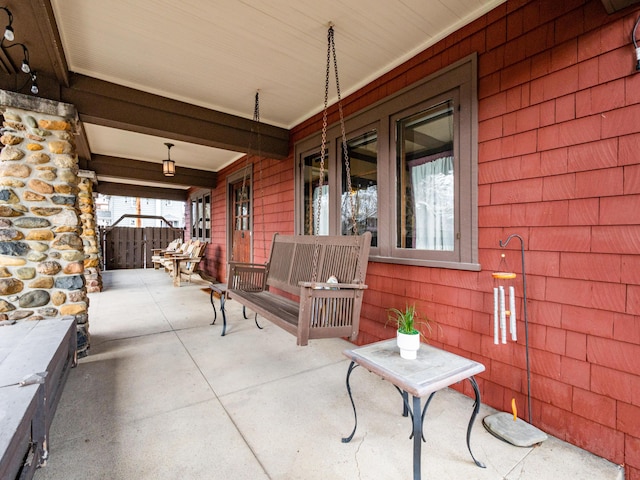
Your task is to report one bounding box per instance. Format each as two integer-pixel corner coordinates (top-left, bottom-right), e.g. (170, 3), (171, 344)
(17, 70), (38, 95)
(163, 142), (176, 177)
(0, 6), (13, 42)
(0, 7), (39, 96)
(4, 42), (30, 73)
(30, 72), (38, 95)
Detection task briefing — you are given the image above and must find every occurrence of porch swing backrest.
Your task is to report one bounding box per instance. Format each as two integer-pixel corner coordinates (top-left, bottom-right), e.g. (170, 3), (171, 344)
(267, 234), (367, 294)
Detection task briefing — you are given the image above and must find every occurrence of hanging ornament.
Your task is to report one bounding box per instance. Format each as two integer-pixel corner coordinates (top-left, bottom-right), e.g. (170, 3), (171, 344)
(492, 254), (517, 345)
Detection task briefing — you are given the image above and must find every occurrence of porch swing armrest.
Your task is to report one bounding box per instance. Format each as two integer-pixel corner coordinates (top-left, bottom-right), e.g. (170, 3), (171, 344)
(228, 262), (269, 291)
(298, 281), (368, 290)
(229, 261), (268, 269)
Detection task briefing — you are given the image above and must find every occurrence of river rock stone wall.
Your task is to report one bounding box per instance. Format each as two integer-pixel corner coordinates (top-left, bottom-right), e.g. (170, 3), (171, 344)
(79, 178), (102, 293)
(0, 91), (90, 356)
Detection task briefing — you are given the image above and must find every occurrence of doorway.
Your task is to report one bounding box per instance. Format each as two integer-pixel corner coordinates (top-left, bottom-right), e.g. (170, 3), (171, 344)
(229, 173), (252, 264)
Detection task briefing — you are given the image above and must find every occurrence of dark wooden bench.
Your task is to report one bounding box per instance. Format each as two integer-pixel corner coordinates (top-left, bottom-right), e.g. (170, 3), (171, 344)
(0, 318), (77, 480)
(227, 232), (371, 346)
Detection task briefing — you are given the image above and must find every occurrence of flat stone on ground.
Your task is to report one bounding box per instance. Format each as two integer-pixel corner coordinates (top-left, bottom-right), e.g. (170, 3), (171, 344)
(483, 412), (548, 447)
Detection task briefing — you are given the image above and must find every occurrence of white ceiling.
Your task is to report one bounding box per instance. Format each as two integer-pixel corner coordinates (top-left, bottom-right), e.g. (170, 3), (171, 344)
(49, 0), (506, 185)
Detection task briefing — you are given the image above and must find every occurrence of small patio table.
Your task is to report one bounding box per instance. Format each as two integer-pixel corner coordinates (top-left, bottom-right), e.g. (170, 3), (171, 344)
(342, 339), (486, 480)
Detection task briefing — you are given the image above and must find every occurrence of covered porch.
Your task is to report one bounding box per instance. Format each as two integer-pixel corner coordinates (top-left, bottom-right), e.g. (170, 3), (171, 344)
(33, 269), (622, 479)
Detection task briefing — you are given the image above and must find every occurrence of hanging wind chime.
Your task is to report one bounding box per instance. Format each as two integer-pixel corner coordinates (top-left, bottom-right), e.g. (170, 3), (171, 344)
(492, 254), (517, 345)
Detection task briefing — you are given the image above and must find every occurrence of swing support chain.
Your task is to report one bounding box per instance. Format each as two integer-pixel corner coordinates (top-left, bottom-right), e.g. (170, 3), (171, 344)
(312, 23), (360, 283)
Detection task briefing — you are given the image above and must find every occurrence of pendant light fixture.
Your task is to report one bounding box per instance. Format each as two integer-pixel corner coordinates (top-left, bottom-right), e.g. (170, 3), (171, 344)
(163, 142), (175, 176)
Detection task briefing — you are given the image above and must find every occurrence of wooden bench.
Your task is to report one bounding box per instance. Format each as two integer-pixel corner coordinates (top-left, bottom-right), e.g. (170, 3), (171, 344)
(227, 232), (371, 346)
(0, 318), (77, 480)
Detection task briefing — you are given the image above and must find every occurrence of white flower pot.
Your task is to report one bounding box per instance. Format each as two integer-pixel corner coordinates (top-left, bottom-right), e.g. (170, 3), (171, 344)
(397, 330), (420, 359)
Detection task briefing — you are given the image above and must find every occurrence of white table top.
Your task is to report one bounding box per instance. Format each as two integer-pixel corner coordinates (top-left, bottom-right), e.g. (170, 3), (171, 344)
(344, 339), (485, 397)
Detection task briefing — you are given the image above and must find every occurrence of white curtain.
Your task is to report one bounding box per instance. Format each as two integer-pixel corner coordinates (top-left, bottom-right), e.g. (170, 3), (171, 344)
(313, 185), (329, 235)
(341, 185), (377, 235)
(411, 156), (454, 250)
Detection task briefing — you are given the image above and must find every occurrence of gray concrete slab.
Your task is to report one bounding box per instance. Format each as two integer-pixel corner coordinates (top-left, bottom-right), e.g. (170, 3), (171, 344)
(34, 269), (625, 480)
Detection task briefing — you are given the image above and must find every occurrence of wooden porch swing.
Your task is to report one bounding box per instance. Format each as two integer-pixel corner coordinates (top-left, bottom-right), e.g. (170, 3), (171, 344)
(227, 24), (372, 346)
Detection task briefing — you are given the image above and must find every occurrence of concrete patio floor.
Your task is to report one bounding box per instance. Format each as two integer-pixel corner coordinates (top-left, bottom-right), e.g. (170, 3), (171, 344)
(34, 269), (624, 480)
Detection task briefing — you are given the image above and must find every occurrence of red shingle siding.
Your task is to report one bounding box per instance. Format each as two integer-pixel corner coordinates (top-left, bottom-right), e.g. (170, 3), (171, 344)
(204, 0), (640, 475)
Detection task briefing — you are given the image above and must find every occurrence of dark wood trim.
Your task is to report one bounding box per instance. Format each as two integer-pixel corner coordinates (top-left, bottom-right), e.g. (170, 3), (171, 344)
(27, 0), (70, 87)
(95, 182), (188, 202)
(75, 121), (92, 161)
(80, 154), (217, 189)
(600, 0), (640, 13)
(62, 74), (290, 159)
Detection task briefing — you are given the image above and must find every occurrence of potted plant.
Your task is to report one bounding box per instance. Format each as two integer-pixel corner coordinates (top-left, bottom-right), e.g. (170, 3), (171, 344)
(387, 304), (431, 359)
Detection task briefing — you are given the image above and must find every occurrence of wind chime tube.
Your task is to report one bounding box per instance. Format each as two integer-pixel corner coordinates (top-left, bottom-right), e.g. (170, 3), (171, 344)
(499, 286), (507, 344)
(509, 285), (517, 341)
(493, 287), (499, 344)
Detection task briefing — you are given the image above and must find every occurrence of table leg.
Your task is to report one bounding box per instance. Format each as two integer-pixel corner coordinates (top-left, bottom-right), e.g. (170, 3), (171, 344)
(209, 289), (228, 336)
(466, 376), (486, 468)
(219, 291), (228, 335)
(412, 395), (422, 480)
(399, 384), (482, 475)
(253, 312), (263, 329)
(172, 259), (180, 287)
(341, 361), (360, 443)
(401, 390), (409, 417)
(209, 289), (217, 325)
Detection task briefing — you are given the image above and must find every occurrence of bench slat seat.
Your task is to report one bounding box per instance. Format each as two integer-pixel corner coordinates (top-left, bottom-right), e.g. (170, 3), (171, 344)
(228, 232), (371, 346)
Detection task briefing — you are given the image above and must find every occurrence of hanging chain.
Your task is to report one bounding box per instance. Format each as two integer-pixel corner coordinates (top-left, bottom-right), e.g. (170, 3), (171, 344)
(237, 92), (262, 262)
(311, 25), (334, 283)
(332, 28), (357, 236)
(315, 26), (332, 238)
(316, 25), (358, 236)
(255, 91), (267, 261)
(330, 25), (362, 284)
(240, 97), (255, 220)
(312, 24), (362, 284)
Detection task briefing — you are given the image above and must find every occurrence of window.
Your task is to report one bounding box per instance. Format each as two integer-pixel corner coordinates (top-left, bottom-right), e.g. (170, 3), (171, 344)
(342, 130), (378, 243)
(301, 151), (327, 235)
(396, 102), (454, 251)
(294, 54), (478, 270)
(190, 190), (211, 241)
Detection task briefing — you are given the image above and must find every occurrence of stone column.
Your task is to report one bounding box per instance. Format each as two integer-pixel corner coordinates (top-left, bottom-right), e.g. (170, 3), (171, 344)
(78, 176), (102, 293)
(0, 90), (89, 356)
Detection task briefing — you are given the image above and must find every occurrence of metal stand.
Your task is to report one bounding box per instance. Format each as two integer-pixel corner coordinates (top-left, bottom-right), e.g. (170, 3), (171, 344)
(499, 233), (532, 423)
(483, 234), (547, 447)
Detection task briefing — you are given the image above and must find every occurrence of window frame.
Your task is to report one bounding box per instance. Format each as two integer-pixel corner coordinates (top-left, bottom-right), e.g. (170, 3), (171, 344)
(189, 189), (212, 242)
(294, 54), (479, 271)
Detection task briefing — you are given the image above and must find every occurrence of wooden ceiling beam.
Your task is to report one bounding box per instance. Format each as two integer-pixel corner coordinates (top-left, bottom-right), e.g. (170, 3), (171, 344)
(62, 74), (290, 159)
(80, 154), (217, 189)
(95, 182), (188, 202)
(27, 0), (70, 87)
